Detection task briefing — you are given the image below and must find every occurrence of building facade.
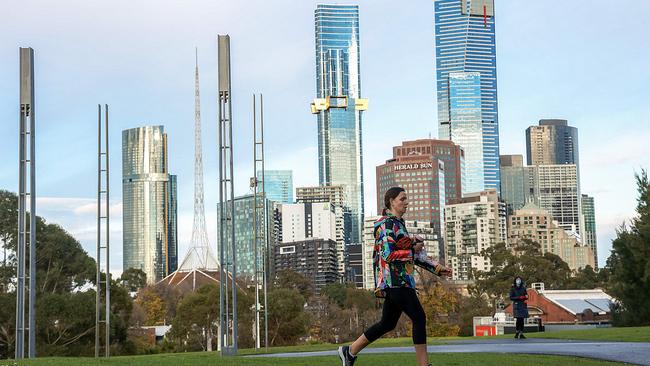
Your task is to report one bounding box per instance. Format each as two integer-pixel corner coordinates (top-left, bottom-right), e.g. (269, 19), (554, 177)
(362, 216), (381, 290)
(581, 194), (597, 268)
(444, 189), (506, 281)
(345, 243), (363, 288)
(122, 126), (176, 283)
(524, 164), (583, 239)
(387, 139), (464, 205)
(167, 174), (178, 273)
(526, 119), (579, 168)
(311, 4), (368, 248)
(217, 194), (274, 277)
(261, 170), (293, 204)
(435, 0), (500, 193)
(376, 157), (446, 232)
(296, 185), (348, 278)
(508, 203), (595, 270)
(500, 154), (526, 215)
(280, 202), (336, 243)
(274, 239), (339, 293)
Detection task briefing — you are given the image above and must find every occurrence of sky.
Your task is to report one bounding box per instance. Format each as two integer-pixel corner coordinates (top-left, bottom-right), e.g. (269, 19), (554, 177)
(1, 0), (649, 273)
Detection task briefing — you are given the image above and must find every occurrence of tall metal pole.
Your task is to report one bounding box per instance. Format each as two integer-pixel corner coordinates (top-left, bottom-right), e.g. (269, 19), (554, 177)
(251, 94), (269, 350)
(260, 94), (269, 350)
(251, 95), (259, 349)
(95, 104), (111, 357)
(218, 34), (237, 356)
(105, 105), (111, 358)
(17, 46), (36, 360)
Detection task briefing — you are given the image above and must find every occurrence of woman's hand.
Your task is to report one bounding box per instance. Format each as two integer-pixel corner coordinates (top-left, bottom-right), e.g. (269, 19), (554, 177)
(439, 266), (453, 278)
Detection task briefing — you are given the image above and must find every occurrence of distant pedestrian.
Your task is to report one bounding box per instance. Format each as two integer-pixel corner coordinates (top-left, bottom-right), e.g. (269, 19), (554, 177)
(509, 276), (529, 339)
(337, 187), (452, 366)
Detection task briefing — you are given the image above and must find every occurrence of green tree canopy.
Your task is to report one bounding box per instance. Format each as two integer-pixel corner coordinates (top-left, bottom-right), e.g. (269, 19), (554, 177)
(606, 170), (650, 326)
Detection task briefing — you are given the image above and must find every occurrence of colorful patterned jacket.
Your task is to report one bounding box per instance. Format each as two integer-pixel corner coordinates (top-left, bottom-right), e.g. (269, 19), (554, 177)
(372, 213), (445, 298)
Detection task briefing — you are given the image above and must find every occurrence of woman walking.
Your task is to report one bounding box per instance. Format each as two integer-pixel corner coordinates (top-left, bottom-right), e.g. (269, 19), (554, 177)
(509, 276), (529, 339)
(338, 187), (452, 366)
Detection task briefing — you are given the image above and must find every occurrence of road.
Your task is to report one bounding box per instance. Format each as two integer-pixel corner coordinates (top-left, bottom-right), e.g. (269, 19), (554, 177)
(248, 339), (650, 365)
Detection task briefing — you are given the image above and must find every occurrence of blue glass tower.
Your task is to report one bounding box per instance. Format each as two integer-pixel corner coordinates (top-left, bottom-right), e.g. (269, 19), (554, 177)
(312, 4), (368, 245)
(435, 0), (500, 194)
(261, 170), (293, 203)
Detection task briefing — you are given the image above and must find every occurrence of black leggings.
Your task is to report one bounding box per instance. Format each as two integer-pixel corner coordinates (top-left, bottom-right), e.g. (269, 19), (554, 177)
(516, 317), (524, 332)
(363, 287), (427, 344)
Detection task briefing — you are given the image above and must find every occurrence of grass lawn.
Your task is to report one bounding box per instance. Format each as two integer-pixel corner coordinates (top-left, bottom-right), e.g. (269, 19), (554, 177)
(503, 326), (650, 342)
(236, 326), (650, 355)
(6, 353), (626, 366)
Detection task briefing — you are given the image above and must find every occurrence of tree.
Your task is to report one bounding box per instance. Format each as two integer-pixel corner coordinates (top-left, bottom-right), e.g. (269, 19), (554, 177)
(417, 272), (460, 337)
(473, 239), (572, 300)
(607, 170), (650, 326)
(564, 265), (607, 290)
(0, 190), (135, 358)
(119, 268), (147, 293)
(0, 292), (15, 359)
(169, 284), (220, 351)
(273, 269), (313, 300)
(135, 287), (166, 326)
(36, 220), (96, 293)
(267, 288), (309, 346)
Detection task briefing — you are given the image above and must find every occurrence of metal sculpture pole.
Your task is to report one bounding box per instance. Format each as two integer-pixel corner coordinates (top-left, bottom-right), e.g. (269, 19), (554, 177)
(95, 104), (111, 357)
(218, 34), (238, 356)
(16, 46), (36, 360)
(251, 94), (269, 350)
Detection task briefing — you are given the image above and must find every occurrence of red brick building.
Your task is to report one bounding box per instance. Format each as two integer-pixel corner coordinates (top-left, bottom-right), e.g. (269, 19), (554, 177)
(504, 285), (613, 324)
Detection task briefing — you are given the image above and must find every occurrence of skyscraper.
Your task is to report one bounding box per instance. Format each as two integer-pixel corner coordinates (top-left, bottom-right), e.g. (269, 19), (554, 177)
(581, 194), (598, 268)
(167, 174), (178, 273)
(500, 154), (526, 215)
(524, 164), (582, 238)
(526, 119), (579, 167)
(311, 4), (368, 247)
(388, 139), (464, 204)
(435, 0), (500, 193)
(218, 194), (273, 276)
(122, 126), (175, 283)
(262, 170), (293, 203)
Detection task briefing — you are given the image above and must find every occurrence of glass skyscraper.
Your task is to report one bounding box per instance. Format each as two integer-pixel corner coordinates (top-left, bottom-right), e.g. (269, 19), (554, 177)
(311, 4), (368, 245)
(435, 0), (500, 193)
(526, 119), (579, 168)
(217, 194), (274, 276)
(122, 126), (176, 283)
(261, 170), (293, 203)
(581, 194), (597, 268)
(500, 154), (526, 215)
(167, 174), (178, 273)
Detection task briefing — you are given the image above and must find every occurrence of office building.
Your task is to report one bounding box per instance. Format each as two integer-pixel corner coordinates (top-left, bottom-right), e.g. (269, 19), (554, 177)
(581, 194), (598, 268)
(526, 119), (579, 168)
(311, 4), (368, 247)
(261, 170), (293, 204)
(435, 0), (501, 193)
(122, 126), (176, 283)
(274, 239), (339, 293)
(500, 154), (526, 215)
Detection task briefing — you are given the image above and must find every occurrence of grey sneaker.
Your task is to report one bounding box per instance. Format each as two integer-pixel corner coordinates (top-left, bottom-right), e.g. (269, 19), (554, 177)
(337, 345), (357, 366)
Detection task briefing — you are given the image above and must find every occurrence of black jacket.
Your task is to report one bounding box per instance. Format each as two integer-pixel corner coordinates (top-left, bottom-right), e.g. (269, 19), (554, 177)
(509, 279), (529, 318)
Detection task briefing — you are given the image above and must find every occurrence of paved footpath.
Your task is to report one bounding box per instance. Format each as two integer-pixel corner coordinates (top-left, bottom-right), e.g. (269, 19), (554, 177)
(248, 339), (650, 365)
